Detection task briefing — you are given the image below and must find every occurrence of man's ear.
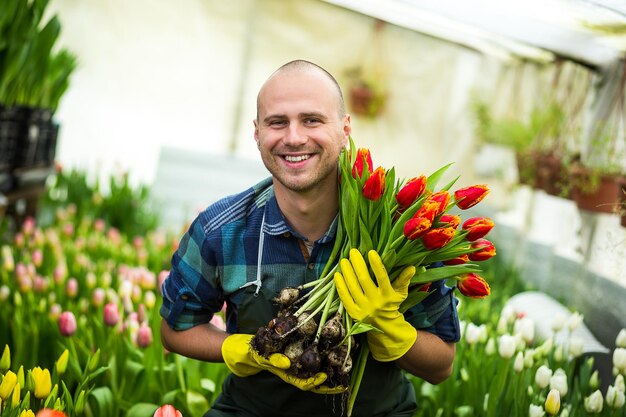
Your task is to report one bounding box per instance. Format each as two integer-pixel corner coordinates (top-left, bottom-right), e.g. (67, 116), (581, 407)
(253, 119), (260, 148)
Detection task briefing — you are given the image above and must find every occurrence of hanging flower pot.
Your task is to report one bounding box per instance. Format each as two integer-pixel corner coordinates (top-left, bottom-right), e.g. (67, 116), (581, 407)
(348, 82), (387, 118)
(569, 163), (621, 213)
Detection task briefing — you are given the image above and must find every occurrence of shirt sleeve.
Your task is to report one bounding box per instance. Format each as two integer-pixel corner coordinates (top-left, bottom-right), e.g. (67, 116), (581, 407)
(404, 279), (461, 343)
(159, 216), (224, 330)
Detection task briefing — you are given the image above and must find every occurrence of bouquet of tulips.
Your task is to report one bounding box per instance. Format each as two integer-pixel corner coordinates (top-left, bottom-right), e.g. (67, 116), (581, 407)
(250, 137), (495, 416)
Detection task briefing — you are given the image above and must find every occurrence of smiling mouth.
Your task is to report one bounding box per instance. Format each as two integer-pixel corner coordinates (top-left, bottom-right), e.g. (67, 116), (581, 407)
(284, 154), (311, 163)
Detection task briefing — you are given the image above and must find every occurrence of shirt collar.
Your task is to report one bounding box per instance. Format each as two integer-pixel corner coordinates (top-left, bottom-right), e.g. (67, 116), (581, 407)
(262, 193), (338, 244)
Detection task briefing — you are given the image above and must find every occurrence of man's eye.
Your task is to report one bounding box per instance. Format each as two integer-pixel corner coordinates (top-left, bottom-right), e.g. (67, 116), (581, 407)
(304, 118), (321, 125)
(269, 120), (287, 127)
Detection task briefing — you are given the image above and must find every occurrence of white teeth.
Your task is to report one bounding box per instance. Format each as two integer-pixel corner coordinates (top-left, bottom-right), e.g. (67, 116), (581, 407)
(285, 155), (310, 162)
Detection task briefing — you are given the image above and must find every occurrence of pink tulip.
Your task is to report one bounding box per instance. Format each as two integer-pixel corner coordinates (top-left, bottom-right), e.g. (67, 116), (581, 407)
(103, 303), (120, 327)
(153, 405), (182, 417)
(66, 278), (79, 298)
(136, 323), (153, 348)
(58, 311), (77, 337)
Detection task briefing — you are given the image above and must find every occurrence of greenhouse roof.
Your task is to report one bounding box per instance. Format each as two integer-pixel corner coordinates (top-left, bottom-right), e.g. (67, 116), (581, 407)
(324, 0), (626, 69)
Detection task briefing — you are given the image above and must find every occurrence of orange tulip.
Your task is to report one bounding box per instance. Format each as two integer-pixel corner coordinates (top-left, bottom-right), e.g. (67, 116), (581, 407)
(36, 410), (68, 417)
(362, 167), (386, 201)
(425, 191), (450, 216)
(457, 273), (490, 298)
(443, 254), (469, 265)
(352, 148), (373, 178)
(403, 217), (432, 240)
(439, 214), (461, 229)
(396, 175), (427, 208)
(469, 239), (496, 261)
(415, 200), (440, 223)
(153, 405), (183, 417)
(421, 227), (455, 250)
(462, 217), (495, 241)
(454, 185), (489, 209)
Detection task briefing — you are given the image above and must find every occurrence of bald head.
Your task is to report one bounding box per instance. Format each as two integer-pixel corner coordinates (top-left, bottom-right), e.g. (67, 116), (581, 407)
(256, 60), (346, 120)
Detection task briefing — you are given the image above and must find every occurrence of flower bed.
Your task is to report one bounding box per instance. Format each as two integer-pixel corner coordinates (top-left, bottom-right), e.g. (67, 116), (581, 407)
(0, 168), (625, 416)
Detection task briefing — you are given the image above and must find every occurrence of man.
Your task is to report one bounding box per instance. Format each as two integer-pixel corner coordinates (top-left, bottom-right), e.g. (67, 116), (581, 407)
(160, 60), (460, 417)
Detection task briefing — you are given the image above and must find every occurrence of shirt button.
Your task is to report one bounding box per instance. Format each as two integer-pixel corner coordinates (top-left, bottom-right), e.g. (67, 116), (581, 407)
(181, 294), (189, 301)
(308, 263), (315, 270)
(283, 232), (291, 238)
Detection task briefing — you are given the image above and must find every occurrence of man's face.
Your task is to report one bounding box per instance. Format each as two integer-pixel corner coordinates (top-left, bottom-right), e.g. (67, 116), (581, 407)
(254, 69), (351, 194)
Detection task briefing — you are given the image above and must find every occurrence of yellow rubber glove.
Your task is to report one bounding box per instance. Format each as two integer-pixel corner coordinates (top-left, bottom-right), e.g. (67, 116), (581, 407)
(334, 249), (417, 362)
(221, 334), (346, 394)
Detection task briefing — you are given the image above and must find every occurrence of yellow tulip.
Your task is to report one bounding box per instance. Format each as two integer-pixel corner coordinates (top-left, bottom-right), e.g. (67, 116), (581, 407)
(545, 388), (561, 416)
(55, 349), (69, 375)
(0, 345), (10, 371)
(0, 370), (17, 400)
(31, 367), (52, 399)
(19, 409), (35, 417)
(11, 382), (20, 407)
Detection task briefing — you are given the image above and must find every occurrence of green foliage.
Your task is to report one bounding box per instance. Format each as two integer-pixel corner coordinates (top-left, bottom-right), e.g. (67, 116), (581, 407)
(39, 167), (160, 239)
(0, 0), (77, 109)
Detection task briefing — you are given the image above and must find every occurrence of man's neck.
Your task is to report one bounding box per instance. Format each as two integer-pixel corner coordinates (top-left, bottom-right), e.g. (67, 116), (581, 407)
(273, 183), (339, 243)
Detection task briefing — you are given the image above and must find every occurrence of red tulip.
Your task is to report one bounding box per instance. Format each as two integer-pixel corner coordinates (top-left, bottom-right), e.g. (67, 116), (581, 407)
(454, 184), (490, 209)
(462, 217), (495, 241)
(403, 217), (432, 240)
(443, 254), (469, 265)
(362, 167), (386, 201)
(425, 191), (451, 216)
(352, 148), (373, 178)
(415, 200), (440, 223)
(396, 175), (427, 208)
(457, 273), (490, 298)
(439, 214), (461, 229)
(421, 227), (455, 250)
(58, 311), (77, 337)
(36, 410), (68, 417)
(469, 239), (496, 261)
(153, 405), (183, 417)
(417, 282), (432, 292)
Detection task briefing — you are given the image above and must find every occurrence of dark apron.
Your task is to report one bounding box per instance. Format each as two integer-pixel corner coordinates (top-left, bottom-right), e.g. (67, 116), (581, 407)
(204, 283), (418, 417)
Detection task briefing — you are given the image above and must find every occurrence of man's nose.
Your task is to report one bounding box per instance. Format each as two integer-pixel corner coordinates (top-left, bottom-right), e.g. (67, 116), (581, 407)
(283, 123), (307, 147)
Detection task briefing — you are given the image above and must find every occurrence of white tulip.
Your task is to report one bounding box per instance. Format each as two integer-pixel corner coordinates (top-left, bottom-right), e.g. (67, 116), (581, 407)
(524, 349), (535, 368)
(497, 316), (509, 334)
(550, 369), (568, 397)
(535, 365), (553, 389)
(498, 334), (517, 359)
(584, 390), (604, 413)
(465, 322), (481, 345)
(614, 348), (626, 373)
(606, 385), (626, 409)
(545, 388), (561, 415)
(615, 374), (625, 393)
(616, 329), (626, 349)
(485, 337), (496, 356)
(551, 312), (567, 332)
(514, 351), (525, 373)
(568, 337), (585, 358)
(590, 370), (600, 390)
(529, 404), (545, 417)
(554, 344), (564, 362)
(514, 317), (535, 344)
(566, 312), (583, 332)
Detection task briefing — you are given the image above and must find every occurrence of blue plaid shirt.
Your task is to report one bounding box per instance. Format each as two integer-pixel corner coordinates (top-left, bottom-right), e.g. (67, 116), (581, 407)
(160, 177), (460, 342)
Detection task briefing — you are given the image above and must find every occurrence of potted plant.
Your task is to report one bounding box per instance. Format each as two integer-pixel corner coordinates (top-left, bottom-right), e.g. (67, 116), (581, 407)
(345, 66), (388, 118)
(473, 100), (568, 195)
(567, 128), (624, 214)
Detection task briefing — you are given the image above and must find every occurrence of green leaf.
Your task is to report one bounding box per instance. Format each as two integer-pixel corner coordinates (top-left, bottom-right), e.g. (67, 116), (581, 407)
(186, 389), (210, 417)
(400, 290), (433, 313)
(411, 264), (481, 284)
(126, 403), (159, 417)
(87, 386), (115, 417)
(426, 163), (454, 191)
